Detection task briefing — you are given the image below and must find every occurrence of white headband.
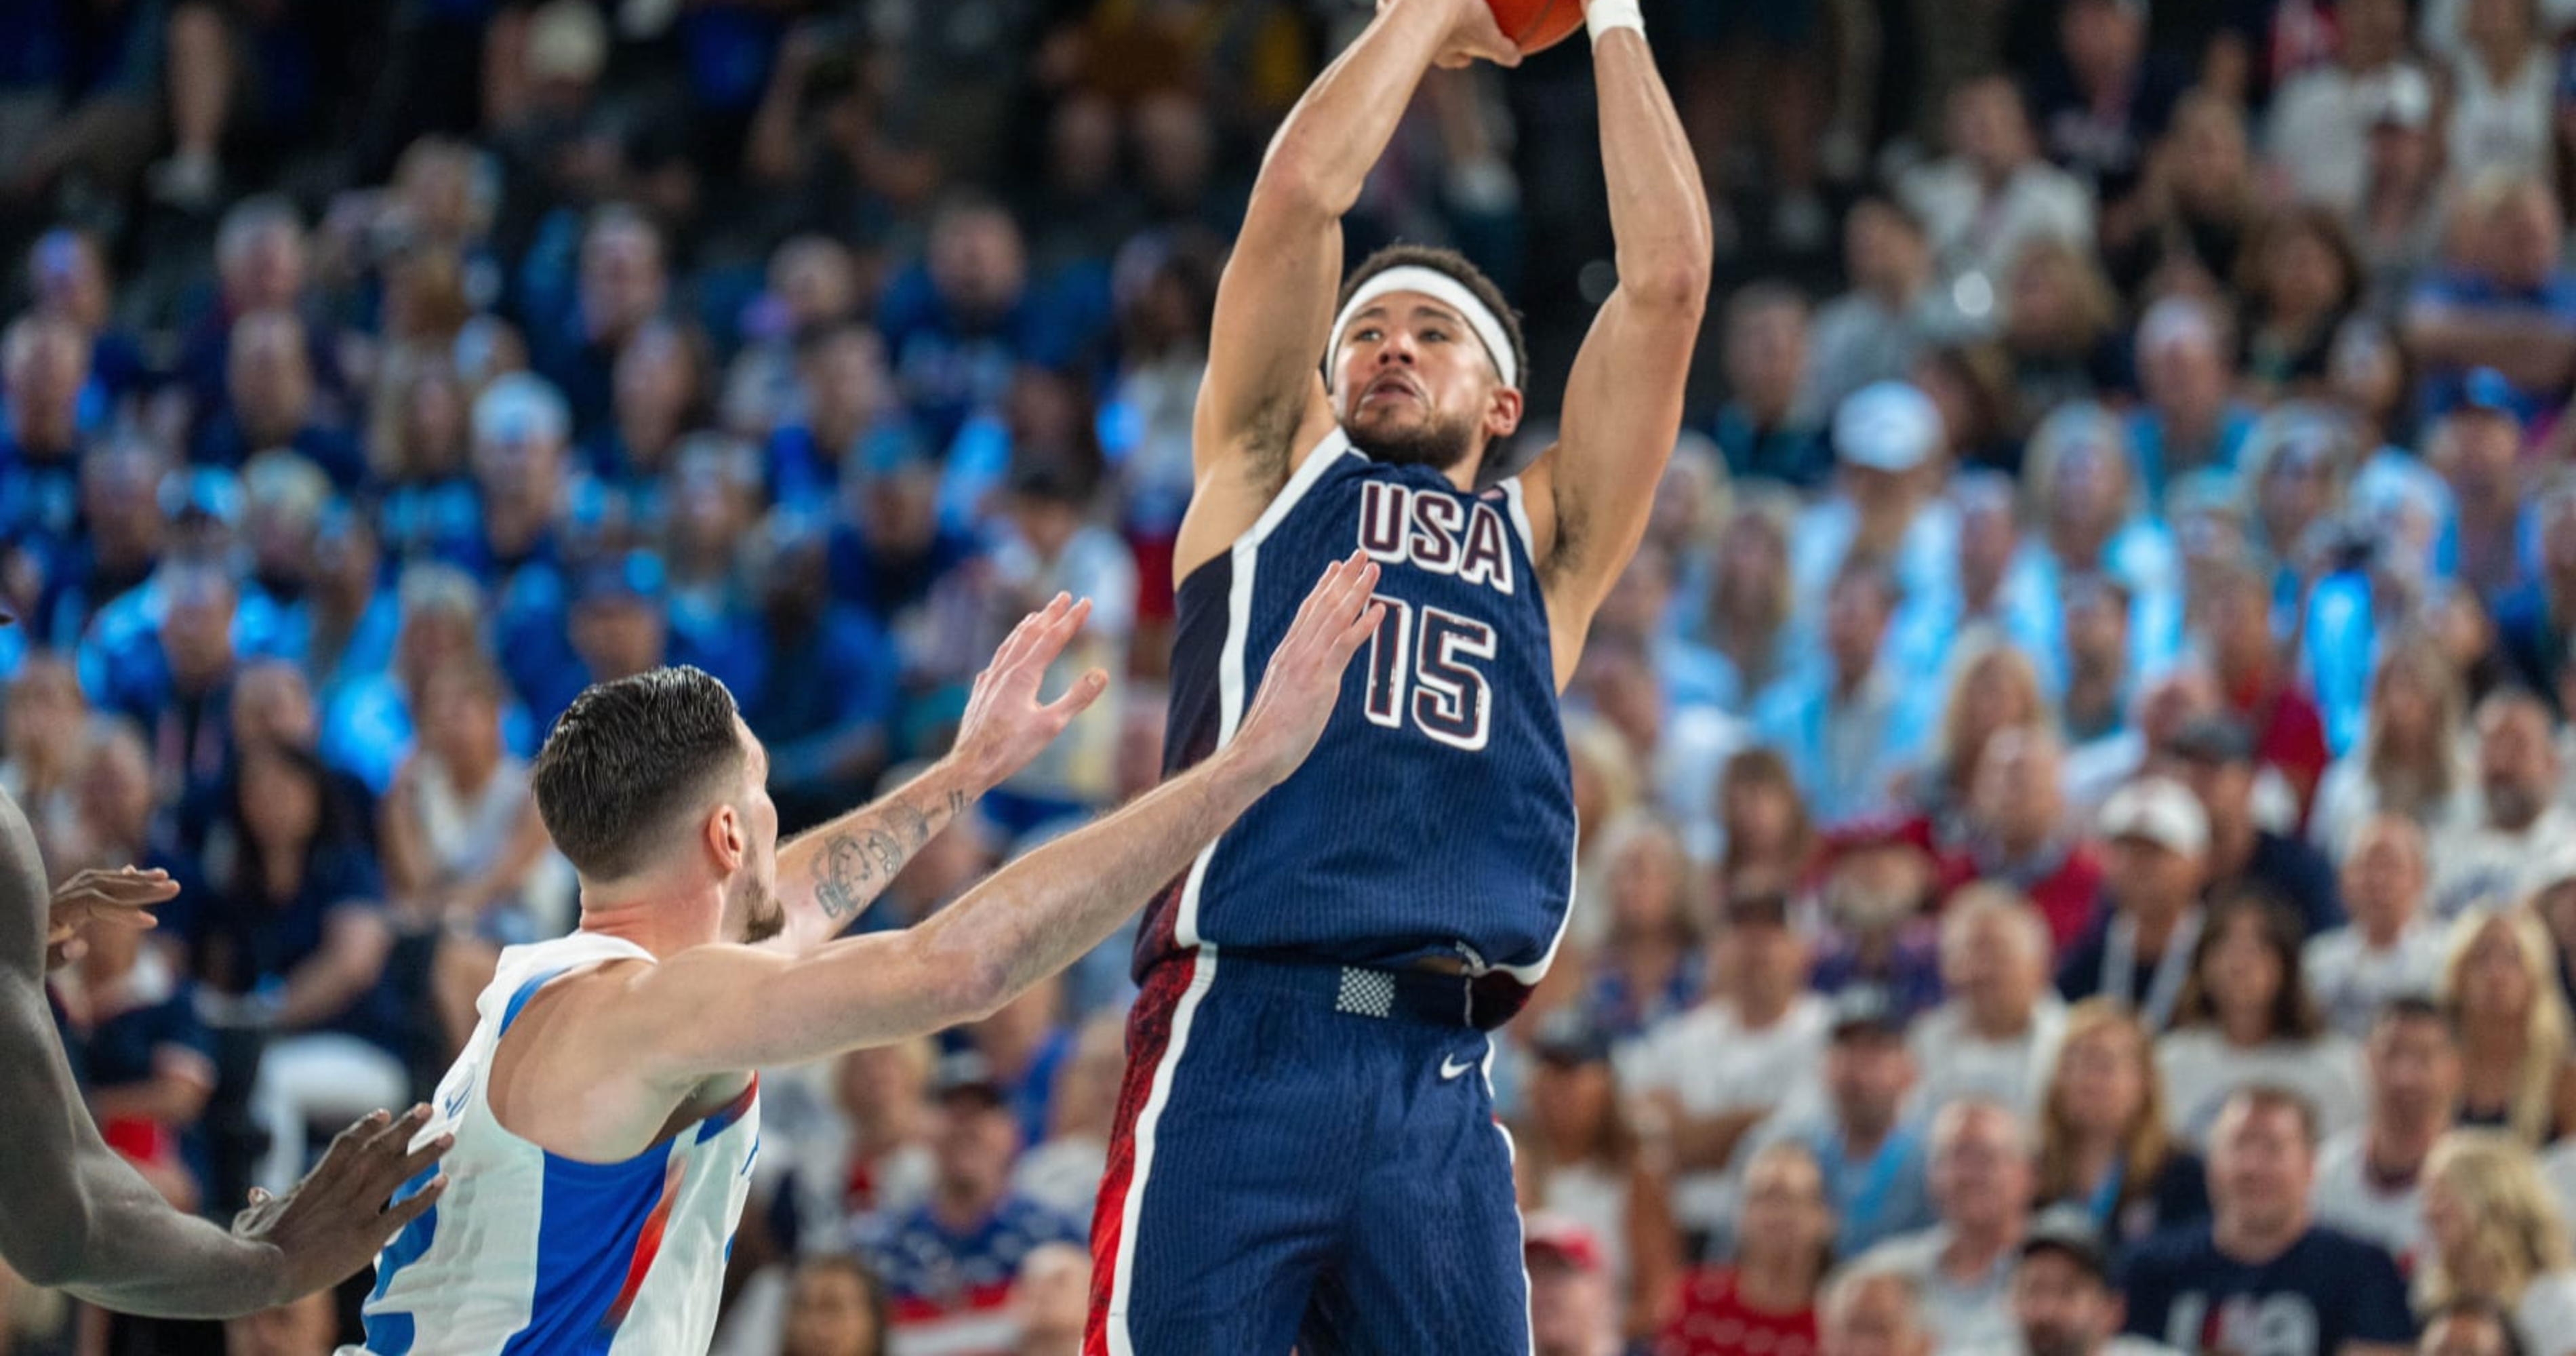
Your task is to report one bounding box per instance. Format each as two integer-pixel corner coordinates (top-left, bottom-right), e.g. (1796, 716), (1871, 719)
(1328, 265), (1518, 389)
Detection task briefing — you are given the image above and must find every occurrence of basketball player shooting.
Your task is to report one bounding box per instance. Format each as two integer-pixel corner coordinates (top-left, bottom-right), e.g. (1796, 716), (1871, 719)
(1083, 0), (1710, 1349)
(340, 559), (1381, 1353)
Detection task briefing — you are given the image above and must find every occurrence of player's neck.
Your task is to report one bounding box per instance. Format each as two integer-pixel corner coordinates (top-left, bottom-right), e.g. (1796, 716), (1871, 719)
(573, 879), (725, 958)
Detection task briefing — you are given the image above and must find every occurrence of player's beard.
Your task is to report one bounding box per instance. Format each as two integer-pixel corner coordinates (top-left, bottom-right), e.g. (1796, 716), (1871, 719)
(1346, 403), (1481, 475)
(736, 879), (785, 945)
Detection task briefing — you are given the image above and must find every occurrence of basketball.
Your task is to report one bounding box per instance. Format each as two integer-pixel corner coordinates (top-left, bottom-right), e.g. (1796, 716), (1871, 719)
(1486, 0), (1585, 54)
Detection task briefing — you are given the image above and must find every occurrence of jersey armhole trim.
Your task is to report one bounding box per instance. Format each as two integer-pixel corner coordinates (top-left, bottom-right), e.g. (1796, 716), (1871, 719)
(1237, 428), (1357, 553)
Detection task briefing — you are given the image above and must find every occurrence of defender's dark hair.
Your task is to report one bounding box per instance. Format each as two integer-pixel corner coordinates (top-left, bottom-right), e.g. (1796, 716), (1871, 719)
(1333, 243), (1529, 393)
(532, 666), (744, 881)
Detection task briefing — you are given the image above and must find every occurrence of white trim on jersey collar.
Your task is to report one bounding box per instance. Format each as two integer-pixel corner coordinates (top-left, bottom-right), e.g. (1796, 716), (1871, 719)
(1327, 266), (1519, 390)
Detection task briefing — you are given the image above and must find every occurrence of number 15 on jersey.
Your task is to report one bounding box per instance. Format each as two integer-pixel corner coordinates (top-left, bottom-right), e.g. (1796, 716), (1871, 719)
(1362, 595), (1495, 752)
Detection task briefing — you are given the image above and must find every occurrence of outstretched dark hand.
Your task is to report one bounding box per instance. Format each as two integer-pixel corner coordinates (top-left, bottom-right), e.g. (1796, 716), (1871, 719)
(232, 1106), (452, 1306)
(47, 866), (177, 971)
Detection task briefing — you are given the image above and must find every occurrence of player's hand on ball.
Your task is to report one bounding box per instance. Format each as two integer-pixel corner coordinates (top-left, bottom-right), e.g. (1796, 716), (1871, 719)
(951, 592), (1112, 791)
(234, 1104), (451, 1304)
(1232, 552), (1385, 787)
(45, 865), (176, 971)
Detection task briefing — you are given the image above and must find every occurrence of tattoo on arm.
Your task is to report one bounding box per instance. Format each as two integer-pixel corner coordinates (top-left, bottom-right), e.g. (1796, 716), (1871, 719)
(808, 791), (961, 923)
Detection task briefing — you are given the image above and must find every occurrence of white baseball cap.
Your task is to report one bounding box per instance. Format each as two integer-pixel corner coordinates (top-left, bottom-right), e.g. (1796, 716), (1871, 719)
(1834, 381), (1944, 473)
(2097, 776), (2209, 858)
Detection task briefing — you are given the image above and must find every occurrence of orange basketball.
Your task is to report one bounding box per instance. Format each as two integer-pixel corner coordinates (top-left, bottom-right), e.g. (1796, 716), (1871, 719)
(1486, 0), (1585, 54)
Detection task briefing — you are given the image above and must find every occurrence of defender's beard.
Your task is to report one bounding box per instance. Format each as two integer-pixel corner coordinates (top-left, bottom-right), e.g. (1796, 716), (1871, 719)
(736, 879), (785, 945)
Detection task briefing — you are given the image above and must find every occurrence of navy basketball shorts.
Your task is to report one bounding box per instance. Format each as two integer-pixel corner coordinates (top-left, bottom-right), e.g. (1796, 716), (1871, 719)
(1084, 948), (1531, 1354)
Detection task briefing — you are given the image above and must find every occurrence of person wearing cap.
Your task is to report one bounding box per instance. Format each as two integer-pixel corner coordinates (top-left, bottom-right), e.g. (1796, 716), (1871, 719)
(2118, 1086), (2415, 1356)
(1659, 1140), (1834, 1356)
(2403, 173), (2576, 431)
(2352, 66), (2447, 304)
(855, 1051), (1085, 1356)
(2310, 996), (2460, 1271)
(1752, 555), (1930, 826)
(2304, 815), (2448, 1041)
(1854, 1099), (2034, 1356)
(2158, 711), (2343, 938)
(1632, 890), (1832, 1251)
(2263, 0), (2430, 214)
(1523, 1213), (1625, 1356)
(2013, 1208), (2183, 1356)
(1714, 284), (1829, 490)
(1786, 380), (1957, 631)
(2058, 776), (2211, 1033)
(1751, 984), (1936, 1258)
(2436, 367), (2537, 603)
(2428, 690), (2575, 920)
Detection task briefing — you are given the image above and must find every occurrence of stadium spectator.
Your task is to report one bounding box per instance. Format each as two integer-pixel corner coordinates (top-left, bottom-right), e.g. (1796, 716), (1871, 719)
(2116, 1085), (2417, 1356)
(2160, 713), (2342, 935)
(1758, 985), (1936, 1258)
(2154, 894), (2367, 1147)
(1800, 193), (1970, 424)
(1787, 382), (1956, 634)
(2306, 816), (2448, 1039)
(1754, 559), (1920, 826)
(2127, 297), (2257, 499)
(2419, 1298), (2529, 1356)
(1659, 1140), (1834, 1356)
(2312, 997), (2462, 1272)
(2440, 912), (2576, 1146)
(2419, 1132), (2576, 1356)
(2311, 639), (2475, 869)
(1715, 748), (1817, 901)
(2034, 1000), (2211, 1248)
(1911, 885), (2068, 1119)
(853, 1052), (1082, 1356)
(1941, 729), (2106, 953)
(1714, 283), (1826, 490)
(1573, 813), (1706, 1044)
(2429, 691), (2572, 919)
(1855, 1098), (2032, 1356)
(1899, 77), (2096, 308)
(1524, 1214), (1626, 1356)
(1631, 890), (1829, 1248)
(778, 1254), (889, 1356)
(1516, 1008), (1681, 1342)
(1817, 1265), (1932, 1356)
(2404, 176), (2576, 428)
(2060, 777), (2211, 1031)
(2262, 0), (2429, 213)
(2012, 1208), (2183, 1356)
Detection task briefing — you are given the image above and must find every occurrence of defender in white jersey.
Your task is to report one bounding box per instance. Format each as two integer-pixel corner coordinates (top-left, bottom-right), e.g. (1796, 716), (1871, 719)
(348, 563), (1384, 1353)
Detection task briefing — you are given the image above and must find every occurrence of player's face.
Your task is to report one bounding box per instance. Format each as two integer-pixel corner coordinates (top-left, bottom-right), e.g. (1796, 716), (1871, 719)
(1331, 293), (1518, 473)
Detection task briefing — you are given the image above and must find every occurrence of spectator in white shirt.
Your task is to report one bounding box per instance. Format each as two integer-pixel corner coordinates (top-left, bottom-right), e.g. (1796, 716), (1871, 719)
(2429, 691), (2573, 921)
(1912, 885), (2068, 1119)
(1630, 890), (1830, 1245)
(2440, 912), (2576, 1146)
(1859, 1100), (2034, 1356)
(2308, 814), (2451, 1040)
(1801, 193), (1975, 424)
(2156, 894), (2369, 1149)
(2313, 996), (2463, 1271)
(1819, 1264), (1934, 1356)
(1898, 75), (2097, 316)
(2421, 1132), (2576, 1356)
(2263, 0), (2431, 212)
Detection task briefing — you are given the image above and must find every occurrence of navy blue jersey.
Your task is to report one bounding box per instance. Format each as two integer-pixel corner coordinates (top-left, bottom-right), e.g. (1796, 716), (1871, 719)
(2116, 1222), (2414, 1356)
(1139, 431), (1577, 985)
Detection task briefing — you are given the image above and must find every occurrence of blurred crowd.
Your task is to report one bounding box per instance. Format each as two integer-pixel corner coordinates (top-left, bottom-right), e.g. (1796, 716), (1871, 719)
(16, 0), (2576, 1354)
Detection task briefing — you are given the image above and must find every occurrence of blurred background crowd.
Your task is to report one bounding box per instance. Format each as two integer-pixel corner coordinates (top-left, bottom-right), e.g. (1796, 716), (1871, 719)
(18, 0), (2576, 1353)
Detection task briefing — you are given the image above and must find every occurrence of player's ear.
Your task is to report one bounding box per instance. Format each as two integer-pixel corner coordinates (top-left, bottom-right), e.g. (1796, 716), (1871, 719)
(1485, 384), (1524, 440)
(704, 803), (746, 875)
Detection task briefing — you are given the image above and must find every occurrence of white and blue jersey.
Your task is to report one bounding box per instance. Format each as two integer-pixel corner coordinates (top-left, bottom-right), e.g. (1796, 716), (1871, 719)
(342, 932), (761, 1355)
(1136, 429), (1578, 1000)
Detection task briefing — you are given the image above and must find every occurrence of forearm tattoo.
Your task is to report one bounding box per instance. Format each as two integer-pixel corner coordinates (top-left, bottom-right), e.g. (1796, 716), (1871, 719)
(809, 788), (973, 922)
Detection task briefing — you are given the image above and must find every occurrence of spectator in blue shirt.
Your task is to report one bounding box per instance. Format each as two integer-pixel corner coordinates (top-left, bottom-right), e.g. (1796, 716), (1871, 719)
(2116, 1085), (2415, 1356)
(1756, 986), (1938, 1257)
(188, 310), (365, 490)
(1754, 559), (1928, 827)
(740, 516), (898, 831)
(528, 206), (671, 436)
(1714, 283), (1829, 490)
(878, 197), (1101, 450)
(2403, 176), (2576, 427)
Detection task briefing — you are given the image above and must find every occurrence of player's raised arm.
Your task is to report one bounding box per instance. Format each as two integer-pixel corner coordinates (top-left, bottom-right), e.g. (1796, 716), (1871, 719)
(617, 557), (1386, 1079)
(0, 786), (447, 1317)
(1522, 5), (1714, 687)
(1192, 0), (1518, 490)
(761, 594), (1109, 956)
